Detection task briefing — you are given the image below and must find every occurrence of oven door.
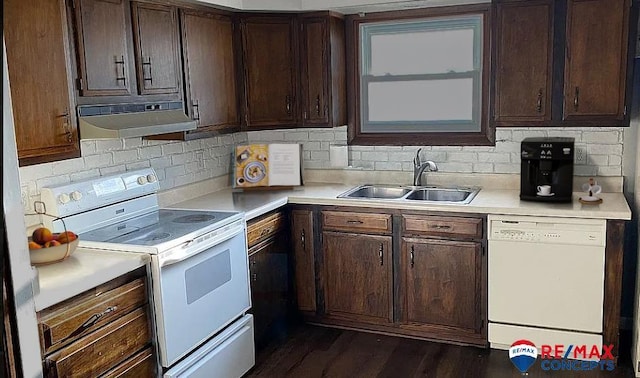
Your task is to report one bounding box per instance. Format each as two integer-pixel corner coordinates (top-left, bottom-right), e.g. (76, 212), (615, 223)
(152, 219), (251, 367)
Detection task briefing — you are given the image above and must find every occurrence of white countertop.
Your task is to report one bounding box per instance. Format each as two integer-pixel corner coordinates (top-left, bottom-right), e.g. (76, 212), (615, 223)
(169, 183), (632, 221)
(33, 248), (150, 311)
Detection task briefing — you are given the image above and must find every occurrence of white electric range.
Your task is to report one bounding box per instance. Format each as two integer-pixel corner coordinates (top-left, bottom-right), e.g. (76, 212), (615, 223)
(40, 168), (255, 378)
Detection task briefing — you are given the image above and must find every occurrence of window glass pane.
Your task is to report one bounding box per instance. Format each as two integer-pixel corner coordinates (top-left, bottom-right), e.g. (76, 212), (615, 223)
(367, 78), (474, 122)
(369, 29), (474, 75)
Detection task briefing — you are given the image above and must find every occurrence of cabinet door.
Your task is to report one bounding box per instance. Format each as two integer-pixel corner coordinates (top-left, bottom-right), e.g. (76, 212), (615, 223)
(248, 233), (289, 348)
(73, 0), (132, 96)
(301, 17), (329, 126)
(323, 231), (392, 324)
(400, 238), (482, 332)
(4, 0), (79, 166)
(563, 0), (630, 120)
(494, 1), (553, 124)
(181, 10), (240, 132)
(242, 16), (297, 128)
(291, 210), (316, 313)
(131, 2), (181, 95)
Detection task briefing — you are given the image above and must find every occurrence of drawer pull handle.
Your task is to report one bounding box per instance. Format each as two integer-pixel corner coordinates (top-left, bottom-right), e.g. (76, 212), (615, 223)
(410, 245), (415, 267)
(301, 229), (305, 250)
(431, 225), (451, 230)
(379, 243), (384, 266)
(346, 220), (364, 224)
(65, 306), (118, 341)
(260, 227), (272, 236)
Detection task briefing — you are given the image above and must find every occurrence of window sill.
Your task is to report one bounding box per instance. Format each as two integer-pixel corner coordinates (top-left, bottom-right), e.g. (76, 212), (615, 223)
(347, 130), (496, 146)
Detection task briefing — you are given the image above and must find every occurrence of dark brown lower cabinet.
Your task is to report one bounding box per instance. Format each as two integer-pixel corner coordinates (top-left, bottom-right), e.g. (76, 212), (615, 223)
(400, 238), (484, 336)
(322, 231), (393, 324)
(38, 270), (155, 377)
(296, 208), (486, 347)
(248, 233), (289, 349)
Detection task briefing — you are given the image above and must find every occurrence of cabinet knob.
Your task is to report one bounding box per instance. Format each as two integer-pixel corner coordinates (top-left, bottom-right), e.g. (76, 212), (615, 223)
(573, 87), (580, 110)
(410, 245), (415, 268)
(315, 95), (321, 116)
(536, 89), (543, 113)
(301, 229), (306, 250)
(286, 95), (292, 115)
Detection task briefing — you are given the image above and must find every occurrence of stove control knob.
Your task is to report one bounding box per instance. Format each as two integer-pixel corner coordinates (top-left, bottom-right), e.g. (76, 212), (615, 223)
(137, 176), (148, 185)
(58, 193), (70, 204)
(71, 191), (83, 201)
(146, 174), (157, 183)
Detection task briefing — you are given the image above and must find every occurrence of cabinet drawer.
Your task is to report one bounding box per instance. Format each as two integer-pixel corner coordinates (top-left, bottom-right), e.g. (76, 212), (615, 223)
(322, 211), (392, 234)
(39, 277), (147, 355)
(44, 307), (151, 377)
(247, 211), (285, 248)
(403, 215), (482, 239)
(100, 347), (155, 378)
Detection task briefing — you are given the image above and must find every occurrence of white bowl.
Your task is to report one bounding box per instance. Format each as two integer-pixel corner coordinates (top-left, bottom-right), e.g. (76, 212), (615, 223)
(29, 237), (79, 266)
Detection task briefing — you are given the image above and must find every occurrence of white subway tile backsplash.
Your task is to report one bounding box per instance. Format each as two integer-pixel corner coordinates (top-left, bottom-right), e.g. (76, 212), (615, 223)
(99, 165), (126, 176)
(477, 152), (509, 163)
(126, 161), (151, 170)
(375, 161), (402, 171)
(123, 138), (143, 149)
(472, 163), (494, 173)
(171, 152), (195, 165)
(83, 153), (114, 168)
(80, 140), (97, 155)
(161, 142), (184, 155)
(19, 123), (626, 218)
(69, 169), (101, 182)
(138, 146), (163, 159)
(112, 149), (139, 164)
(95, 139), (124, 151)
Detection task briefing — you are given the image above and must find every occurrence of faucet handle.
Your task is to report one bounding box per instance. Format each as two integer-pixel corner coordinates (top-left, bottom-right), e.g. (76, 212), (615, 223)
(415, 148), (423, 166)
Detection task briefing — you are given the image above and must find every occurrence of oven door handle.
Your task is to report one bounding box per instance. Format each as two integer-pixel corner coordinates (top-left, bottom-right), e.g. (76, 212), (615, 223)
(159, 221), (245, 267)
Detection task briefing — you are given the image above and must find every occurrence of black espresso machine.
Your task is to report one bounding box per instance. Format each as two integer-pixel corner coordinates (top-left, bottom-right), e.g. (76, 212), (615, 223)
(520, 137), (574, 202)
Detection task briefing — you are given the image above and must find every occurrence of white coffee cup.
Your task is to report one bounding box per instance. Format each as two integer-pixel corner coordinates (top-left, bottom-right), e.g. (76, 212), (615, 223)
(537, 185), (551, 195)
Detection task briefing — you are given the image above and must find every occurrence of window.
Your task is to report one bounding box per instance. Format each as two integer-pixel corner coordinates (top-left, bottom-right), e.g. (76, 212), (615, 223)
(347, 7), (493, 146)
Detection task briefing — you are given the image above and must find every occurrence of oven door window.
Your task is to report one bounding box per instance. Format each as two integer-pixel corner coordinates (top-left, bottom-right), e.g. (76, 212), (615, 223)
(185, 249), (232, 304)
(155, 230), (250, 367)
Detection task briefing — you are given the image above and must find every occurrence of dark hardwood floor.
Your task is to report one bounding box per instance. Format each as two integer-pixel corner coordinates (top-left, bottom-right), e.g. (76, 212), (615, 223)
(247, 324), (635, 378)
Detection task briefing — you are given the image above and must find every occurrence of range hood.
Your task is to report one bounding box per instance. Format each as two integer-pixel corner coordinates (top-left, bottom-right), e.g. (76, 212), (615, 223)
(78, 101), (197, 139)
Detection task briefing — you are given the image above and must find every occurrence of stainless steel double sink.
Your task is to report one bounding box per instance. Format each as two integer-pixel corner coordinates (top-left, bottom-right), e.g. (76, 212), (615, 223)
(337, 184), (481, 205)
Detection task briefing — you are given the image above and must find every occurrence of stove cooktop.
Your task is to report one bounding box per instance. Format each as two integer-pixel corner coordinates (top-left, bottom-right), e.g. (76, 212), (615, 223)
(79, 209), (240, 249)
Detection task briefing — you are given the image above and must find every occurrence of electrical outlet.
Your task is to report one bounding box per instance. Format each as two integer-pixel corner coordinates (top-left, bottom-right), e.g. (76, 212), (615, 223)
(575, 145), (587, 165)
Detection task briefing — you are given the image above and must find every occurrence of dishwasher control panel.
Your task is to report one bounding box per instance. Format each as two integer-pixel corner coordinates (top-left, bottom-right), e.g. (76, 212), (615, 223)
(488, 215), (606, 246)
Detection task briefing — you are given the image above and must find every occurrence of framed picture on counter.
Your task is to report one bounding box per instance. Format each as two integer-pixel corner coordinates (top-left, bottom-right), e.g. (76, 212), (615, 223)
(233, 143), (303, 189)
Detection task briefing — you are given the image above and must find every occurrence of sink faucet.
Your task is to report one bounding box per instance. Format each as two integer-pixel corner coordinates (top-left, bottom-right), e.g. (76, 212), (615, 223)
(413, 148), (438, 186)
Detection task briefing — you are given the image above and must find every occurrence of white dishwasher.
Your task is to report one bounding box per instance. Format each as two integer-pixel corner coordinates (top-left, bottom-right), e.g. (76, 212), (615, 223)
(487, 215), (607, 350)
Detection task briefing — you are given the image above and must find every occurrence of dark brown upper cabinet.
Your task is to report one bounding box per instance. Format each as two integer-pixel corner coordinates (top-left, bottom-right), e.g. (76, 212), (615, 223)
(70, 0), (183, 105)
(181, 9), (240, 137)
(131, 2), (181, 95)
(493, 0), (636, 127)
(563, 0), (631, 122)
(241, 15), (298, 129)
(494, 0), (553, 125)
(300, 13), (347, 128)
(4, 0), (80, 166)
(239, 12), (346, 130)
(143, 8), (241, 141)
(73, 0), (133, 97)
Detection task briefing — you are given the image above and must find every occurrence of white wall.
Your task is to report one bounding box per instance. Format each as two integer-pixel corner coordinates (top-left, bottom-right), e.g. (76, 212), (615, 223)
(3, 39), (43, 378)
